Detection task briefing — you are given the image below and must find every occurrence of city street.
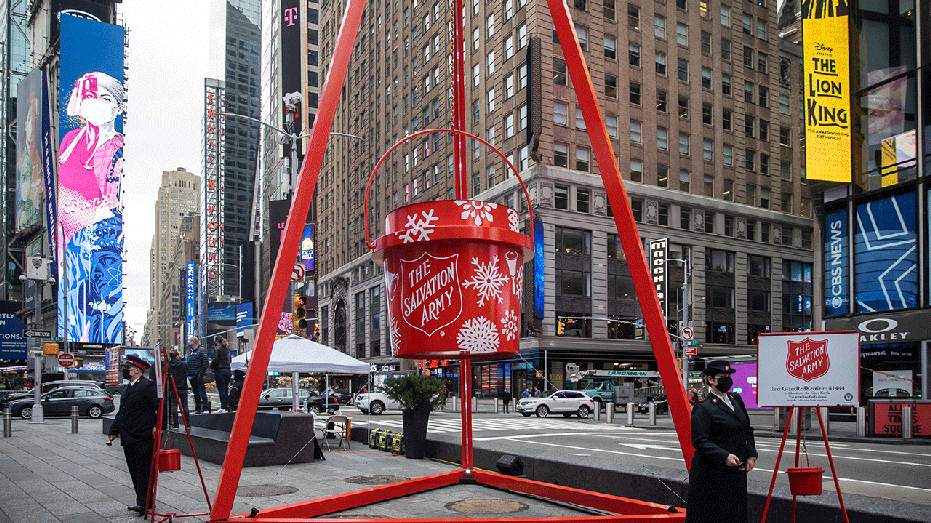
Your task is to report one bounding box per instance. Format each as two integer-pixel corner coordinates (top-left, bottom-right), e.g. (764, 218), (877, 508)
(347, 409), (931, 507)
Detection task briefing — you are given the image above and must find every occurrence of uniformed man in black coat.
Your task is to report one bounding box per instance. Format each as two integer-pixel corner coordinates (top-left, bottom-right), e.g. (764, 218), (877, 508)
(108, 354), (159, 516)
(686, 360), (758, 523)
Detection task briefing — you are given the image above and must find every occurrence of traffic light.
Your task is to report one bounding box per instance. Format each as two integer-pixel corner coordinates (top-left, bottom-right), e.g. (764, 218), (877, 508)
(293, 295), (307, 335)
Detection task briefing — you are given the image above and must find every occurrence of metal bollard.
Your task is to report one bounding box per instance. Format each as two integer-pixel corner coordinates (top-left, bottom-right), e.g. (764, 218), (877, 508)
(494, 398), (499, 413)
(856, 406), (867, 437)
(626, 403), (635, 426)
(774, 407), (781, 428)
(473, 396), (478, 412)
(819, 407), (830, 435)
(3, 408), (11, 437)
(71, 406), (79, 434)
(594, 402), (601, 421)
(452, 396), (458, 412)
(648, 402), (657, 426)
(902, 406), (912, 439)
(605, 403), (614, 423)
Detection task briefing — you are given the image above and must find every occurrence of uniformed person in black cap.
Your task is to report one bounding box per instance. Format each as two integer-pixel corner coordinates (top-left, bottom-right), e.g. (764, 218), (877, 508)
(686, 360), (758, 523)
(108, 354), (159, 516)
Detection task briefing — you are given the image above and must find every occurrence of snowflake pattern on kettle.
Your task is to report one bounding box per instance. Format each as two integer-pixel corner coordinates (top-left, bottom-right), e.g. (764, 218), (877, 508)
(455, 201), (497, 226)
(462, 256), (508, 306)
(457, 316), (500, 353)
(507, 208), (519, 232)
(501, 310), (519, 341)
(397, 209), (439, 243)
(389, 316), (401, 356)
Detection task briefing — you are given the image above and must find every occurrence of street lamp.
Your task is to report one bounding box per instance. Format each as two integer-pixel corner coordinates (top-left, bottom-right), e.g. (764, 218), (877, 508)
(667, 249), (691, 391)
(19, 263), (56, 424)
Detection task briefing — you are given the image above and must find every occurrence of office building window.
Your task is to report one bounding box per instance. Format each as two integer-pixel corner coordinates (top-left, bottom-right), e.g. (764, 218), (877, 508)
(678, 96), (689, 119)
(575, 147), (590, 171)
(606, 74), (618, 98)
(657, 126), (668, 150)
(631, 120), (642, 143)
(554, 101), (568, 125)
(555, 185), (569, 209)
(657, 164), (668, 188)
(657, 90), (668, 112)
(655, 15), (666, 38)
(723, 144), (733, 165)
(554, 59), (567, 85)
(722, 74), (731, 95)
(679, 170), (690, 192)
(704, 175), (714, 197)
(680, 206), (691, 229)
(629, 43), (641, 67)
(702, 68), (712, 90)
(604, 35), (617, 59)
(577, 189), (591, 213)
(655, 52), (667, 75)
(628, 3), (640, 28)
(679, 133), (690, 155)
(554, 143), (569, 167)
(630, 159), (643, 182)
(629, 81), (641, 105)
(705, 210), (715, 233)
(723, 179), (734, 201)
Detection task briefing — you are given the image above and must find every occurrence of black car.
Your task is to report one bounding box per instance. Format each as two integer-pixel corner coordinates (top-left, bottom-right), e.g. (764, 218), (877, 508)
(41, 379), (107, 394)
(257, 387), (340, 414)
(0, 389), (32, 409)
(8, 386), (115, 419)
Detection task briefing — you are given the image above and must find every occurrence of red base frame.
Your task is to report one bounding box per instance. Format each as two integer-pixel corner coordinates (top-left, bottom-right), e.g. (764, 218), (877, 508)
(205, 0), (693, 519)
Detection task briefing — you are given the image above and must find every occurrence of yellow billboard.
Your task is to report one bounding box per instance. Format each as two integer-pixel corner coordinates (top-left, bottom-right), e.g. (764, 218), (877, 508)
(803, 3), (851, 183)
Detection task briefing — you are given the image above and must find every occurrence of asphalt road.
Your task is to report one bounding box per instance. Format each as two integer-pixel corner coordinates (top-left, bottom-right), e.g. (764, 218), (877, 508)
(346, 409), (931, 507)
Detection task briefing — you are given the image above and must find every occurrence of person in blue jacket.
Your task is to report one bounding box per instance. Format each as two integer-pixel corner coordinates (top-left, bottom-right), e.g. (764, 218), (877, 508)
(108, 354), (159, 516)
(686, 360), (758, 523)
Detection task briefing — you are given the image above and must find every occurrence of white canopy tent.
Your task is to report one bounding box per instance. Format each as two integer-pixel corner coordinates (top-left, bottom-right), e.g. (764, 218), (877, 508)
(231, 334), (370, 410)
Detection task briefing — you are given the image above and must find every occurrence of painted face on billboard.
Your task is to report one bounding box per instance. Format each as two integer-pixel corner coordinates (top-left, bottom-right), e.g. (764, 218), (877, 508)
(66, 72), (124, 128)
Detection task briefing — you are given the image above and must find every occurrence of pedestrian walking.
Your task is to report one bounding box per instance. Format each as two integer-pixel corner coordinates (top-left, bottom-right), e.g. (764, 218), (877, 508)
(212, 335), (232, 412)
(501, 389), (512, 413)
(166, 349), (189, 428)
(107, 355), (159, 516)
(186, 337), (209, 413)
(686, 360), (758, 523)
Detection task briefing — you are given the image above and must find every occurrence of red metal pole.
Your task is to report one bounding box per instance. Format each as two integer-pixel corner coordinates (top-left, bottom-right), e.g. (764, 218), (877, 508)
(761, 406), (794, 523)
(459, 358), (473, 473)
(208, 0), (367, 519)
(451, 0), (467, 198)
(816, 407), (850, 523)
(545, 0), (692, 468)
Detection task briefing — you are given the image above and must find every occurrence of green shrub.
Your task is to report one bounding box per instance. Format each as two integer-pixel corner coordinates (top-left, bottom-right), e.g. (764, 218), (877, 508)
(381, 373), (446, 411)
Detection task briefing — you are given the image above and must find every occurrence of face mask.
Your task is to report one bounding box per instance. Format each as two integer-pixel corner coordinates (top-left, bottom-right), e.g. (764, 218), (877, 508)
(81, 97), (119, 127)
(715, 376), (733, 393)
(122, 368), (132, 380)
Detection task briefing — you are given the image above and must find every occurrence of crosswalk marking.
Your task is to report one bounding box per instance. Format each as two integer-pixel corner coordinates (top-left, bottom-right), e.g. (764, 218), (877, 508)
(351, 416), (642, 434)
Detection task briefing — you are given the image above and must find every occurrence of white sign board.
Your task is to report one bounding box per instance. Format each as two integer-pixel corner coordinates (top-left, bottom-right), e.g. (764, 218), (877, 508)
(757, 331), (860, 407)
(872, 369), (912, 397)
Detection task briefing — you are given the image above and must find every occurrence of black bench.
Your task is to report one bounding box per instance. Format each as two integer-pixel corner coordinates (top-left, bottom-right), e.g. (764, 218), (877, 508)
(103, 411), (322, 467)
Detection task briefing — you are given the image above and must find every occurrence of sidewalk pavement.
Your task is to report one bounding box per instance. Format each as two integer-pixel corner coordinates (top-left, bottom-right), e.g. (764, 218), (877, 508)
(0, 418), (602, 523)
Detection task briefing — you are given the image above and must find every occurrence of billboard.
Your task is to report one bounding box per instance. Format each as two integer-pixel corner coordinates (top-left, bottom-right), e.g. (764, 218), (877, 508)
(823, 209), (849, 316)
(802, 1), (851, 182)
(15, 69), (45, 231)
(269, 199), (290, 261)
(56, 14), (125, 344)
(730, 363), (762, 410)
(757, 331), (860, 407)
(236, 302), (254, 337)
(854, 192), (917, 312)
(649, 239), (668, 320)
(186, 261), (196, 338)
(533, 216), (544, 319)
(202, 79), (226, 298)
(300, 224), (315, 271)
(0, 314), (27, 360)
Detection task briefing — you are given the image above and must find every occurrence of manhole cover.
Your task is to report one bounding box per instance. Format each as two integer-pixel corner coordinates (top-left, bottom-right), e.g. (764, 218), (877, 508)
(445, 498), (529, 514)
(344, 475), (409, 485)
(238, 484), (299, 497)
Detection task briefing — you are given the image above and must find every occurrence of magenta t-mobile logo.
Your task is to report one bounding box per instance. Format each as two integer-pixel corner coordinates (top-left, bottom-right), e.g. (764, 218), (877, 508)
(284, 7), (298, 26)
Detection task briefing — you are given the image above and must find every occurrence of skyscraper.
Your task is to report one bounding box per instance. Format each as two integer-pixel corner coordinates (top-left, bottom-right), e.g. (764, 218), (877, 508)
(145, 168), (199, 348)
(202, 1), (261, 321)
(314, 0), (813, 393)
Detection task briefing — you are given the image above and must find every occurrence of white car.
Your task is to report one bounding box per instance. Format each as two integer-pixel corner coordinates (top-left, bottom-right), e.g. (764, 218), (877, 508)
(354, 390), (401, 415)
(516, 390), (594, 418)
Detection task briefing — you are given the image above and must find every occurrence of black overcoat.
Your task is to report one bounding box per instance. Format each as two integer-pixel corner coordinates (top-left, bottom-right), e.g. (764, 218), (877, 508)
(685, 393), (758, 523)
(109, 377), (159, 445)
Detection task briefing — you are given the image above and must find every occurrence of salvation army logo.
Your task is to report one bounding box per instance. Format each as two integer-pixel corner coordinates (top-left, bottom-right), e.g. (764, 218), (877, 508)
(31, 258), (42, 269)
(399, 252), (462, 336)
(786, 337), (830, 382)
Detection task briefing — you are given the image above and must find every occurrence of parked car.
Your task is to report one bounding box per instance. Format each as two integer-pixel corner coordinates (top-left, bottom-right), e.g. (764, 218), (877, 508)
(516, 390), (594, 418)
(257, 387), (339, 414)
(635, 396), (668, 414)
(0, 389), (32, 408)
(354, 390), (402, 415)
(41, 379), (107, 394)
(8, 386), (115, 419)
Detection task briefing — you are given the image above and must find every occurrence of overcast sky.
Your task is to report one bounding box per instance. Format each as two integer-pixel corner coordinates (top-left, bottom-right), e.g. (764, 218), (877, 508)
(119, 1), (212, 341)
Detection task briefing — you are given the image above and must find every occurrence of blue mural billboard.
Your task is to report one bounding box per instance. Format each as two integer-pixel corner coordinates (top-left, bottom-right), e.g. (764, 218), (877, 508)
(823, 209), (849, 316)
(186, 261), (196, 338)
(236, 302), (254, 336)
(0, 314), (27, 360)
(56, 14), (125, 344)
(855, 192), (917, 313)
(533, 217), (544, 319)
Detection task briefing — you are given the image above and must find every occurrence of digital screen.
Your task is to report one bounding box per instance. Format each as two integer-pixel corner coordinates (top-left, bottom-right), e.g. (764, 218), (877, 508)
(730, 363), (763, 410)
(301, 224), (315, 271)
(533, 217), (544, 319)
(15, 68), (45, 231)
(186, 262), (196, 338)
(236, 302), (254, 336)
(855, 192), (917, 312)
(823, 209), (849, 316)
(56, 14), (125, 344)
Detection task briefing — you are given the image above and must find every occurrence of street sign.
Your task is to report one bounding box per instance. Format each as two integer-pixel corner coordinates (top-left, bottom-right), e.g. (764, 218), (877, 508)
(685, 346), (698, 356)
(58, 353), (75, 368)
(25, 329), (52, 338)
(681, 326), (694, 340)
(50, 337), (64, 342)
(291, 263), (305, 282)
(687, 340), (700, 346)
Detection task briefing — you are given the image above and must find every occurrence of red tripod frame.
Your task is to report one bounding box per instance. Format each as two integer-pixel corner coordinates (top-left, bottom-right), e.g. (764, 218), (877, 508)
(205, 0), (694, 519)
